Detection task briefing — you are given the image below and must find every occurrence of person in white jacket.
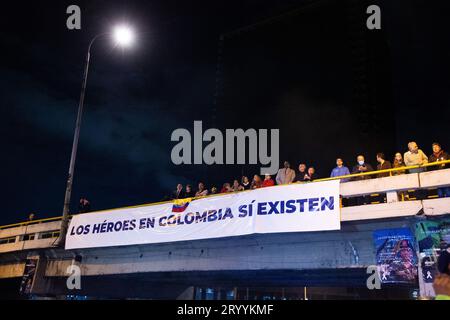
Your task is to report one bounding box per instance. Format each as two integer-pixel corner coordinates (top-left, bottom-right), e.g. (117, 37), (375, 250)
(404, 141), (428, 173)
(276, 161), (296, 185)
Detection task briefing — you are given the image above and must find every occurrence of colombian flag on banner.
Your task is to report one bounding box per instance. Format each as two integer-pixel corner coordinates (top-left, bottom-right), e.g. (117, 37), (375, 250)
(172, 198), (192, 213)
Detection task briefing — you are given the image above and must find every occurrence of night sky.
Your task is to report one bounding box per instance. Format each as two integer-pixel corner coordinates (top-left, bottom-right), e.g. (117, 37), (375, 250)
(1, 0), (449, 225)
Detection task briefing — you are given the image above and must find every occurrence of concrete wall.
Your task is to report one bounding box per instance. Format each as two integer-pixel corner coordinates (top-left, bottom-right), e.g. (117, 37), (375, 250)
(43, 218), (419, 277)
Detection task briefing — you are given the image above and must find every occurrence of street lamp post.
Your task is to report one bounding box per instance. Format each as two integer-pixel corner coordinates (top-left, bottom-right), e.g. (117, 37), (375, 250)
(54, 26), (135, 247)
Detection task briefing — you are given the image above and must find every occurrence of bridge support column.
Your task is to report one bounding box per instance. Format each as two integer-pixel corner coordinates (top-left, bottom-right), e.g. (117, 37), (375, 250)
(386, 191), (399, 203)
(26, 252), (55, 297)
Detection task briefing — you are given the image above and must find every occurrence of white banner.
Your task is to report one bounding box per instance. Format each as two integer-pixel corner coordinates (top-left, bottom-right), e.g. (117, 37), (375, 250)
(65, 180), (340, 249)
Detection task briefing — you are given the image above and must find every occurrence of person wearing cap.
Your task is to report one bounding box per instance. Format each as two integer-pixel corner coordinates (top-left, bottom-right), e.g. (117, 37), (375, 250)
(428, 143), (450, 197)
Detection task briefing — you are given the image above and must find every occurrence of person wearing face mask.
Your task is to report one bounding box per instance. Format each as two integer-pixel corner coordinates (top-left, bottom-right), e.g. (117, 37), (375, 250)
(351, 155), (374, 181)
(351, 155), (374, 205)
(404, 141), (428, 174)
(275, 161), (296, 185)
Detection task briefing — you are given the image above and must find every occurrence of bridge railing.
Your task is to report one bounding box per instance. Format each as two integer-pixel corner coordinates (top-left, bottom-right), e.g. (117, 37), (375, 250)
(0, 161), (449, 253)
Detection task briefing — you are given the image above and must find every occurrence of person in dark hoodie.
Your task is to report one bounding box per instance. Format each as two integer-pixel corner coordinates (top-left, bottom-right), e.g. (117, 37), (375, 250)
(429, 143), (450, 197)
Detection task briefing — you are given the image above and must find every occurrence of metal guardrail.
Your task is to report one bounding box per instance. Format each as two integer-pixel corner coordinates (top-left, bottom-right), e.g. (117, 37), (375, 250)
(0, 216), (65, 231)
(0, 159), (449, 231)
(315, 159), (450, 183)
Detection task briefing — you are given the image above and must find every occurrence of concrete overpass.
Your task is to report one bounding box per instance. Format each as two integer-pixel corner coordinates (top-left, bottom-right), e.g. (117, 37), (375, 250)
(1, 167), (449, 299)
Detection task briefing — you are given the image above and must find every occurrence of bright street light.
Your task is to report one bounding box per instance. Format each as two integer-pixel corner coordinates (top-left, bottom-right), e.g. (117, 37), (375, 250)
(55, 24), (135, 247)
(113, 25), (135, 47)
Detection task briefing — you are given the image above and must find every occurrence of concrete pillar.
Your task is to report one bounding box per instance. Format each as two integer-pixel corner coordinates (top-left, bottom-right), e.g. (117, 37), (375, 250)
(386, 191), (399, 203)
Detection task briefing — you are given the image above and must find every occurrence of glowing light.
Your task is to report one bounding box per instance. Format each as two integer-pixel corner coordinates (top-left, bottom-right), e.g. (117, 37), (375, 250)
(113, 25), (135, 47)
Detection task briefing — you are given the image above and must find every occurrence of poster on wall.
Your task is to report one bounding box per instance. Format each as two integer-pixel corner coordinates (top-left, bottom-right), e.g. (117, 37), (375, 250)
(373, 228), (418, 284)
(415, 219), (450, 296)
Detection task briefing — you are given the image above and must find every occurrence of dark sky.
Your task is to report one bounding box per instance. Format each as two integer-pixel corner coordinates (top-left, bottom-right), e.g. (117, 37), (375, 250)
(1, 0), (449, 225)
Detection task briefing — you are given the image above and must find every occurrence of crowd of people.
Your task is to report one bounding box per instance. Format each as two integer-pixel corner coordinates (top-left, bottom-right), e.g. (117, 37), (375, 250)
(170, 141), (450, 200)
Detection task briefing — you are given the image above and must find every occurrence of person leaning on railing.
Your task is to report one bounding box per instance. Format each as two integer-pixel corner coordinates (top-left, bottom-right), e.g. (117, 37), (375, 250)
(429, 142), (449, 168)
(262, 174), (275, 187)
(232, 179), (245, 191)
(404, 141), (428, 200)
(184, 184), (194, 198)
(295, 163), (308, 182)
(303, 166), (318, 182)
(351, 155), (374, 205)
(171, 183), (185, 200)
(428, 142), (450, 198)
(375, 153), (392, 203)
(392, 152), (407, 175)
(251, 174), (263, 189)
(276, 161), (296, 185)
(376, 153), (392, 178)
(220, 182), (232, 193)
(404, 141), (428, 173)
(241, 176), (251, 190)
(330, 158), (351, 182)
(351, 155), (374, 180)
(195, 182), (209, 197)
(392, 152), (409, 200)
